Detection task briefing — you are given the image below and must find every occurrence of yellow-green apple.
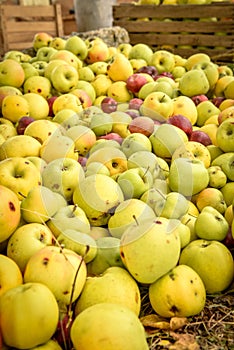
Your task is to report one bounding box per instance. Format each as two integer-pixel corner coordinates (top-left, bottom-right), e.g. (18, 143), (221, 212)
(53, 109), (80, 129)
(207, 144), (223, 162)
(196, 187), (227, 214)
(0, 123), (17, 140)
(121, 132), (152, 158)
(138, 81), (159, 100)
(107, 81), (133, 103)
(21, 62), (39, 80)
(214, 75), (234, 97)
(179, 239), (234, 293)
(128, 115), (155, 136)
(172, 140), (211, 168)
(89, 111), (113, 136)
(64, 35), (88, 61)
(128, 43), (153, 65)
(23, 93), (50, 120)
(140, 185), (168, 210)
(117, 43), (132, 58)
(0, 157), (42, 200)
(49, 49), (81, 70)
(194, 206), (229, 241)
(50, 63), (79, 94)
(40, 133), (79, 162)
(0, 134), (41, 160)
(89, 61), (108, 75)
(107, 53), (134, 82)
(66, 124), (96, 156)
(70, 303), (148, 350)
(178, 69), (210, 97)
(149, 123), (188, 160)
(108, 198), (156, 239)
(0, 85), (22, 109)
(172, 65), (186, 79)
(140, 91), (174, 121)
(196, 100), (220, 126)
(86, 38), (109, 64)
(7, 223), (55, 272)
(85, 162), (110, 177)
(149, 264), (206, 317)
(24, 245), (87, 305)
(0, 59), (25, 88)
(129, 58), (148, 72)
(168, 158), (209, 197)
(212, 152), (234, 181)
(218, 105), (234, 124)
(0, 282), (59, 349)
(47, 204), (90, 238)
(76, 80), (96, 103)
(127, 150), (159, 175)
(1, 94), (30, 123)
(35, 47), (57, 62)
(117, 167), (153, 199)
(26, 156), (47, 174)
(91, 74), (113, 97)
(32, 32), (53, 50)
(0, 185), (21, 243)
(75, 266), (141, 316)
(184, 52), (210, 70)
(150, 50), (175, 73)
(78, 66), (95, 82)
(110, 110), (132, 138)
(86, 146), (128, 176)
(49, 36), (67, 50)
(172, 95), (198, 125)
(88, 226), (110, 240)
(224, 79), (234, 99)
(20, 185), (59, 224)
(57, 229), (97, 263)
(73, 173), (124, 227)
(207, 165), (227, 188)
(31, 60), (48, 76)
(220, 182), (234, 206)
(174, 220), (191, 248)
(150, 79), (175, 98)
(71, 88), (92, 109)
(0, 254), (23, 297)
(23, 75), (52, 99)
(44, 59), (68, 81)
(120, 217), (181, 284)
(216, 117), (234, 152)
(4, 50), (31, 63)
(192, 61), (219, 91)
(24, 119), (61, 144)
(154, 191), (189, 219)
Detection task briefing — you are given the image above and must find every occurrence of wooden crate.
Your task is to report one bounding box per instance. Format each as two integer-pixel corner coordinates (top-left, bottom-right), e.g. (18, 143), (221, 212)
(112, 2), (234, 59)
(0, 3), (64, 56)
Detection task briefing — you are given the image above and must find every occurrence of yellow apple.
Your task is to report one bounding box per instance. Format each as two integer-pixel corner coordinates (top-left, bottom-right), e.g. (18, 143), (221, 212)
(1, 94), (30, 123)
(172, 140), (211, 168)
(172, 95), (198, 125)
(0, 254), (23, 297)
(23, 93), (50, 120)
(24, 119), (61, 144)
(0, 134), (41, 160)
(0, 59), (25, 88)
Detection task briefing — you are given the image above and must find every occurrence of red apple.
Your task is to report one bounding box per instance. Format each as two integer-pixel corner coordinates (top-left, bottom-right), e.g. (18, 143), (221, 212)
(47, 96), (58, 117)
(78, 156), (87, 167)
(126, 73), (148, 94)
(222, 227), (234, 251)
(128, 98), (144, 110)
(167, 114), (193, 137)
(155, 72), (174, 80)
(128, 116), (155, 136)
(16, 116), (35, 135)
(189, 130), (212, 146)
(98, 132), (123, 144)
(54, 311), (73, 349)
(212, 97), (226, 108)
(191, 94), (208, 106)
(137, 65), (158, 80)
(101, 97), (118, 113)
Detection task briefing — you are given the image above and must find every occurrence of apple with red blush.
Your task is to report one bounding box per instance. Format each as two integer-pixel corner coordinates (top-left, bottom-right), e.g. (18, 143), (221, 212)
(98, 132), (123, 144)
(54, 311), (73, 349)
(167, 114), (193, 137)
(212, 97), (226, 108)
(222, 227), (234, 252)
(128, 116), (155, 137)
(47, 96), (58, 117)
(128, 98), (144, 111)
(16, 116), (35, 135)
(137, 65), (158, 80)
(191, 94), (208, 106)
(155, 71), (174, 80)
(189, 130), (212, 146)
(101, 97), (118, 113)
(78, 156), (87, 167)
(126, 73), (148, 94)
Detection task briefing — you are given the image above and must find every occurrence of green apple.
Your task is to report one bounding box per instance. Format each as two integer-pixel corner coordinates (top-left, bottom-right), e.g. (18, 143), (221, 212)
(127, 150), (159, 174)
(140, 91), (174, 121)
(0, 254), (23, 298)
(88, 226), (110, 240)
(36, 47), (58, 62)
(216, 117), (234, 152)
(24, 246), (87, 305)
(87, 236), (124, 276)
(178, 69), (210, 97)
(179, 239), (234, 293)
(89, 111), (113, 136)
(0, 185), (21, 243)
(194, 206), (229, 241)
(23, 75), (52, 99)
(85, 162), (110, 177)
(120, 217), (181, 284)
(70, 303), (148, 350)
(121, 132), (152, 158)
(211, 152), (234, 181)
(76, 80), (96, 104)
(184, 52), (211, 71)
(196, 100), (220, 126)
(168, 158), (209, 197)
(207, 144), (224, 162)
(192, 61), (219, 91)
(207, 165), (227, 188)
(173, 219), (191, 248)
(49, 36), (67, 50)
(149, 264), (206, 317)
(140, 186), (168, 210)
(42, 157), (85, 202)
(150, 50), (175, 73)
(50, 63), (79, 94)
(73, 173), (124, 227)
(30, 339), (63, 350)
(0, 59), (25, 88)
(21, 62), (39, 80)
(26, 156), (47, 174)
(150, 123), (188, 160)
(47, 204), (90, 238)
(65, 35), (88, 61)
(44, 59), (68, 80)
(0, 157), (42, 200)
(0, 282), (59, 349)
(7, 222), (55, 272)
(220, 182), (234, 206)
(154, 191), (189, 219)
(20, 185), (59, 224)
(75, 266), (141, 316)
(138, 81), (159, 100)
(89, 61), (108, 75)
(117, 167), (153, 199)
(57, 229), (97, 263)
(78, 66), (95, 82)
(129, 43), (153, 65)
(4, 50), (31, 63)
(1, 94), (30, 123)
(107, 53), (134, 82)
(31, 60), (48, 76)
(117, 43), (132, 58)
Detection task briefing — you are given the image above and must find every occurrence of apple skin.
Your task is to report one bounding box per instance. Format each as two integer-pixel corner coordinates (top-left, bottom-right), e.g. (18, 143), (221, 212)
(128, 116), (155, 136)
(191, 94), (209, 106)
(126, 73), (148, 94)
(189, 130), (212, 146)
(167, 114), (193, 137)
(16, 116), (35, 135)
(0, 282), (59, 349)
(179, 239), (234, 294)
(128, 97), (144, 110)
(137, 65), (158, 80)
(100, 97), (118, 113)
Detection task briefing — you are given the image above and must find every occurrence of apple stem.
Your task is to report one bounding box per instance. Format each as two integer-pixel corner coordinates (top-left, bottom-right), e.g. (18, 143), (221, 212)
(184, 218), (191, 226)
(155, 188), (166, 200)
(133, 214), (139, 225)
(160, 94), (166, 103)
(143, 166), (150, 178)
(18, 191), (27, 198)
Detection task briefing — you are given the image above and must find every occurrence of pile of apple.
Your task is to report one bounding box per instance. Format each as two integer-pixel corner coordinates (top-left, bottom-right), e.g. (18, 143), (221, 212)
(0, 31), (234, 350)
